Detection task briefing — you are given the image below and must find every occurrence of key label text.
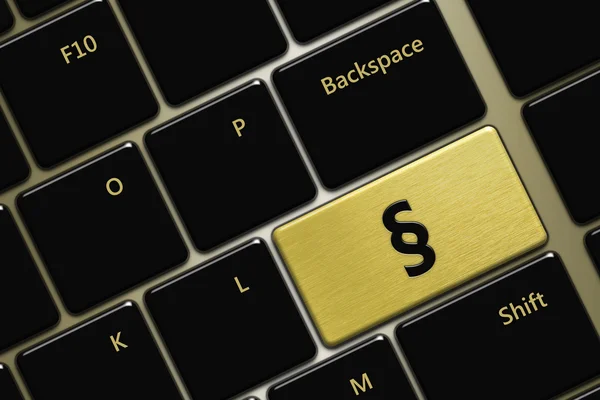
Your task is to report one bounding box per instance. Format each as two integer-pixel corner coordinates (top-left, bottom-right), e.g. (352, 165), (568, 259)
(61, 35), (98, 64)
(499, 292), (548, 326)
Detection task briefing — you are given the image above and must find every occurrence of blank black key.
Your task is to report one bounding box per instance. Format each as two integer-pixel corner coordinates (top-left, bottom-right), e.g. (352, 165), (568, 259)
(146, 80), (315, 251)
(0, 206), (58, 353)
(0, 111), (29, 193)
(523, 70), (600, 224)
(274, 0), (485, 189)
(276, 0), (392, 43)
(0, 0), (13, 34)
(396, 253), (600, 400)
(146, 239), (315, 400)
(15, 0), (72, 18)
(19, 302), (182, 400)
(576, 387), (600, 400)
(269, 336), (416, 399)
(468, 0), (600, 97)
(0, 0), (157, 168)
(118, 0), (286, 105)
(0, 364), (22, 400)
(18, 143), (187, 313)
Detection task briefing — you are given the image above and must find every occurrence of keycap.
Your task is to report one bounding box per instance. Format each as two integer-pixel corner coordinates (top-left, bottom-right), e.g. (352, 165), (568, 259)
(276, 0), (392, 43)
(0, 0), (13, 34)
(146, 239), (315, 400)
(15, 0), (72, 18)
(576, 387), (600, 400)
(274, 0), (485, 189)
(18, 143), (188, 313)
(396, 253), (600, 400)
(146, 80), (315, 251)
(19, 302), (182, 400)
(524, 70), (600, 224)
(0, 111), (29, 193)
(269, 336), (416, 399)
(118, 0), (286, 105)
(0, 364), (23, 400)
(0, 206), (58, 352)
(0, 0), (157, 168)
(468, 1), (600, 97)
(274, 126), (546, 346)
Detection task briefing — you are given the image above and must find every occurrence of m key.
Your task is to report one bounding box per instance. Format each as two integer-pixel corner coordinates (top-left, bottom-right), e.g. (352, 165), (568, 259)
(274, 127), (546, 346)
(19, 302), (182, 400)
(18, 143), (188, 313)
(0, 0), (157, 168)
(274, 0), (484, 188)
(396, 253), (600, 400)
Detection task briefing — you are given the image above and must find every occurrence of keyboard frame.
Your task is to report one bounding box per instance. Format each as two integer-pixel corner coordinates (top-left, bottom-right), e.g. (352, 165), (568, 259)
(0, 0), (599, 399)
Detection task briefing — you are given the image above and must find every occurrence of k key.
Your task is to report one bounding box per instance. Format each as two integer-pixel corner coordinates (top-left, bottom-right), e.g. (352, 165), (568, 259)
(146, 239), (316, 400)
(19, 302), (182, 400)
(396, 253), (600, 400)
(0, 364), (23, 400)
(0, 0), (157, 168)
(274, 0), (485, 189)
(18, 143), (188, 313)
(0, 111), (29, 193)
(269, 336), (416, 399)
(146, 80), (315, 251)
(0, 0), (13, 34)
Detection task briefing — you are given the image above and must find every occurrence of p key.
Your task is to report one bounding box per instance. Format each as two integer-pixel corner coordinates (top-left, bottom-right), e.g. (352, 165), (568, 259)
(19, 302), (182, 400)
(146, 239), (316, 400)
(0, 0), (157, 168)
(274, 127), (546, 346)
(396, 253), (600, 400)
(18, 143), (188, 313)
(274, 0), (485, 188)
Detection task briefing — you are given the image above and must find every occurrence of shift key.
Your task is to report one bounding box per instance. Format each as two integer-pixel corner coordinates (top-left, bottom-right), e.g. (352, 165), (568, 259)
(274, 0), (485, 189)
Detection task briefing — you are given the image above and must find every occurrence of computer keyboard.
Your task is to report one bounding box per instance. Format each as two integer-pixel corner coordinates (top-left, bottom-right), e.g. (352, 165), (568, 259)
(1, 0), (600, 399)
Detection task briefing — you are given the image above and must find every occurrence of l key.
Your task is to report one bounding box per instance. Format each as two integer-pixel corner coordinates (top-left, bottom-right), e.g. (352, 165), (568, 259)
(19, 302), (182, 400)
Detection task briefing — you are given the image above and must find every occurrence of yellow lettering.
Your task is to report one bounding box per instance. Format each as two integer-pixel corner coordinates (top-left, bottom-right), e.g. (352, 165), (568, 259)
(61, 35), (97, 64)
(110, 332), (128, 352)
(391, 49), (403, 63)
(500, 292), (548, 326)
(321, 77), (337, 95)
(83, 35), (98, 53)
(60, 45), (73, 64)
(412, 39), (424, 53)
(498, 306), (513, 326)
(336, 75), (349, 89)
(232, 119), (246, 137)
(377, 55), (391, 75)
(72, 41), (87, 59)
(106, 178), (124, 196)
(235, 277), (250, 293)
(350, 373), (373, 396)
(347, 70), (359, 83)
(401, 44), (414, 58)
(368, 60), (379, 74)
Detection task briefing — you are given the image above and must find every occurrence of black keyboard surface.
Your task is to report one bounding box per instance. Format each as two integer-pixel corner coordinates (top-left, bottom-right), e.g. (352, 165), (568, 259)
(0, 111), (28, 193)
(0, 364), (23, 400)
(14, 0), (72, 18)
(274, 0), (484, 188)
(0, 0), (157, 168)
(0, 0), (12, 34)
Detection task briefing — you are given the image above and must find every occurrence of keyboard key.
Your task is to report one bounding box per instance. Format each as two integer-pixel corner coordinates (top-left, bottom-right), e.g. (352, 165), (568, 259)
(19, 302), (182, 400)
(0, 0), (158, 168)
(276, 0), (392, 43)
(146, 80), (315, 251)
(0, 0), (13, 34)
(0, 364), (23, 400)
(577, 387), (600, 400)
(146, 239), (315, 400)
(269, 336), (416, 399)
(118, 0), (286, 105)
(18, 143), (187, 313)
(396, 253), (600, 400)
(274, 0), (485, 189)
(0, 206), (58, 352)
(468, 0), (600, 97)
(0, 111), (29, 193)
(274, 126), (546, 346)
(15, 0), (72, 18)
(524, 70), (600, 224)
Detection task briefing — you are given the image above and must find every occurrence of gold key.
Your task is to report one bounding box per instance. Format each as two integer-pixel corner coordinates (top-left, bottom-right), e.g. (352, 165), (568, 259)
(274, 126), (547, 346)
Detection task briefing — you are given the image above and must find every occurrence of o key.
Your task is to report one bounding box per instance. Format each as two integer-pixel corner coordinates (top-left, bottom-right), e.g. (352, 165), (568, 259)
(274, 126), (547, 346)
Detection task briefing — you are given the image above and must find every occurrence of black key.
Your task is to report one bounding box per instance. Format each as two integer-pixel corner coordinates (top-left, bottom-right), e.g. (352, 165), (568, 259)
(0, 0), (13, 34)
(15, 0), (72, 18)
(576, 387), (600, 400)
(269, 336), (416, 399)
(0, 111), (29, 193)
(19, 302), (182, 400)
(396, 253), (600, 400)
(18, 143), (188, 313)
(523, 70), (600, 224)
(467, 1), (600, 97)
(146, 239), (315, 400)
(276, 0), (392, 43)
(118, 0), (286, 105)
(146, 80), (315, 251)
(274, 0), (485, 189)
(0, 0), (157, 168)
(0, 364), (23, 400)
(0, 206), (58, 352)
